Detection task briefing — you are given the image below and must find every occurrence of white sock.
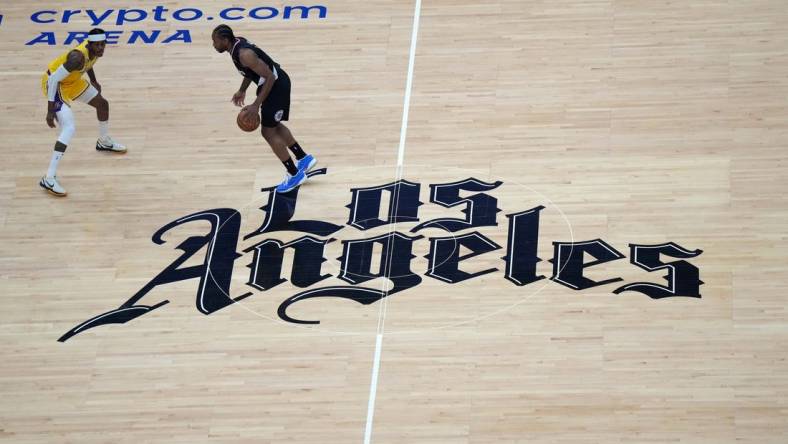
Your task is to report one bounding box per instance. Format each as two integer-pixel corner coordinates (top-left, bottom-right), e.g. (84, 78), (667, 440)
(47, 151), (64, 179)
(99, 120), (109, 139)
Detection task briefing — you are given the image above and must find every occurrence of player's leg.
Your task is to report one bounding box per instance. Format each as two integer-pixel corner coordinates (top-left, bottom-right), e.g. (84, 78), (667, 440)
(79, 87), (126, 153)
(276, 123), (316, 173)
(40, 102), (75, 197)
(261, 124), (306, 193)
(261, 125), (295, 167)
(271, 70), (316, 173)
(259, 76), (307, 193)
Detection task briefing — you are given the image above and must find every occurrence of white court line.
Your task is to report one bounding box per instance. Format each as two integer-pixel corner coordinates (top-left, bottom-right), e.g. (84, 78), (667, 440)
(364, 334), (384, 444)
(396, 0), (422, 171)
(364, 0), (423, 442)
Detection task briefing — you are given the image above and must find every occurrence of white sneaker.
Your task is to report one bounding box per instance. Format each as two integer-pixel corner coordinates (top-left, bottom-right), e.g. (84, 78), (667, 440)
(96, 136), (127, 153)
(39, 176), (67, 197)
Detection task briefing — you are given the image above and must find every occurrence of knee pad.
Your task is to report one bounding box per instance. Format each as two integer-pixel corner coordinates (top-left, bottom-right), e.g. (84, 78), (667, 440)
(56, 106), (76, 145)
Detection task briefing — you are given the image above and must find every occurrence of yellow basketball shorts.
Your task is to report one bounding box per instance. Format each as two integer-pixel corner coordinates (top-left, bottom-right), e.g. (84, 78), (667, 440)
(40, 71), (90, 111)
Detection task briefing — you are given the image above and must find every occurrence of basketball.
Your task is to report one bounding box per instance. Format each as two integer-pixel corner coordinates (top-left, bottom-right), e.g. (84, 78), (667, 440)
(237, 108), (260, 132)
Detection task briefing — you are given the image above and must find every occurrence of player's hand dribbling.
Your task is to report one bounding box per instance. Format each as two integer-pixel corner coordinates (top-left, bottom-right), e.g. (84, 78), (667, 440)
(46, 110), (57, 128)
(239, 105), (255, 119)
(232, 90), (246, 107)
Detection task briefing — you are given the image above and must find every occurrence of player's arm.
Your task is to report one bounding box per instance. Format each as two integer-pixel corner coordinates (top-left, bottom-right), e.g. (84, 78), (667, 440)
(232, 77), (252, 107)
(86, 68), (101, 93)
(45, 50), (84, 128)
(239, 49), (276, 109)
(239, 77), (252, 91)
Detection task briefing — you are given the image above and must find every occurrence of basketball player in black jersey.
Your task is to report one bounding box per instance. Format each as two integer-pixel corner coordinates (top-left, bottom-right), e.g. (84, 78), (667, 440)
(212, 24), (316, 193)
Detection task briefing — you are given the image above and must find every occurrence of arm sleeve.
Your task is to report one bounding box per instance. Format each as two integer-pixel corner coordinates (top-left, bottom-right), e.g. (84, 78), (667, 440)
(47, 65), (70, 101)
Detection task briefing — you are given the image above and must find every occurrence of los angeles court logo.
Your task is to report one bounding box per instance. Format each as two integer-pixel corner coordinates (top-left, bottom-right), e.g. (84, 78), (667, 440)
(59, 165), (703, 342)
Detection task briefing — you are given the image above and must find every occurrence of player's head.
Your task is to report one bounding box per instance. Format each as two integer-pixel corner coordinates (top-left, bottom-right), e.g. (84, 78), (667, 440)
(86, 28), (107, 57)
(212, 25), (235, 53)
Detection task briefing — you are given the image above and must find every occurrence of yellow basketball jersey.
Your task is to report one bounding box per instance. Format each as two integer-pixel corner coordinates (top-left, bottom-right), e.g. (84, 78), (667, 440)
(45, 41), (98, 83)
(41, 41), (98, 103)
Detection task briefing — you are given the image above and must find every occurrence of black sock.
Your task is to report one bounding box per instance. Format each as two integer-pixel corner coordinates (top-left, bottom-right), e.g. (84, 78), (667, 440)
(283, 158), (298, 176)
(288, 142), (307, 160)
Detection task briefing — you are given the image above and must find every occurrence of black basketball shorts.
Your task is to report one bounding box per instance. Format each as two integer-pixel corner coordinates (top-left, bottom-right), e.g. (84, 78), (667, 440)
(258, 68), (291, 128)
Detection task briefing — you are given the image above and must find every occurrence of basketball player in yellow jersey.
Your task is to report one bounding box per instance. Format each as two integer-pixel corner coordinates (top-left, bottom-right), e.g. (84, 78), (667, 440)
(39, 28), (126, 197)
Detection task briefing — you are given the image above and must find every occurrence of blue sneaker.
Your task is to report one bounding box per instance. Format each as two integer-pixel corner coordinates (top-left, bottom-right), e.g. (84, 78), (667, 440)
(276, 170), (307, 193)
(296, 154), (317, 173)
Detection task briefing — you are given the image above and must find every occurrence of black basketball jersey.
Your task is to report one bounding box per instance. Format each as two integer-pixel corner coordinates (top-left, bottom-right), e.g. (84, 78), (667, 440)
(231, 37), (281, 84)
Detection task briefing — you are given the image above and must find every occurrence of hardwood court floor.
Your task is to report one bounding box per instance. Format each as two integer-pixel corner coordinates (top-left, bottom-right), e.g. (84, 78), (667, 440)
(1, 0), (788, 442)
